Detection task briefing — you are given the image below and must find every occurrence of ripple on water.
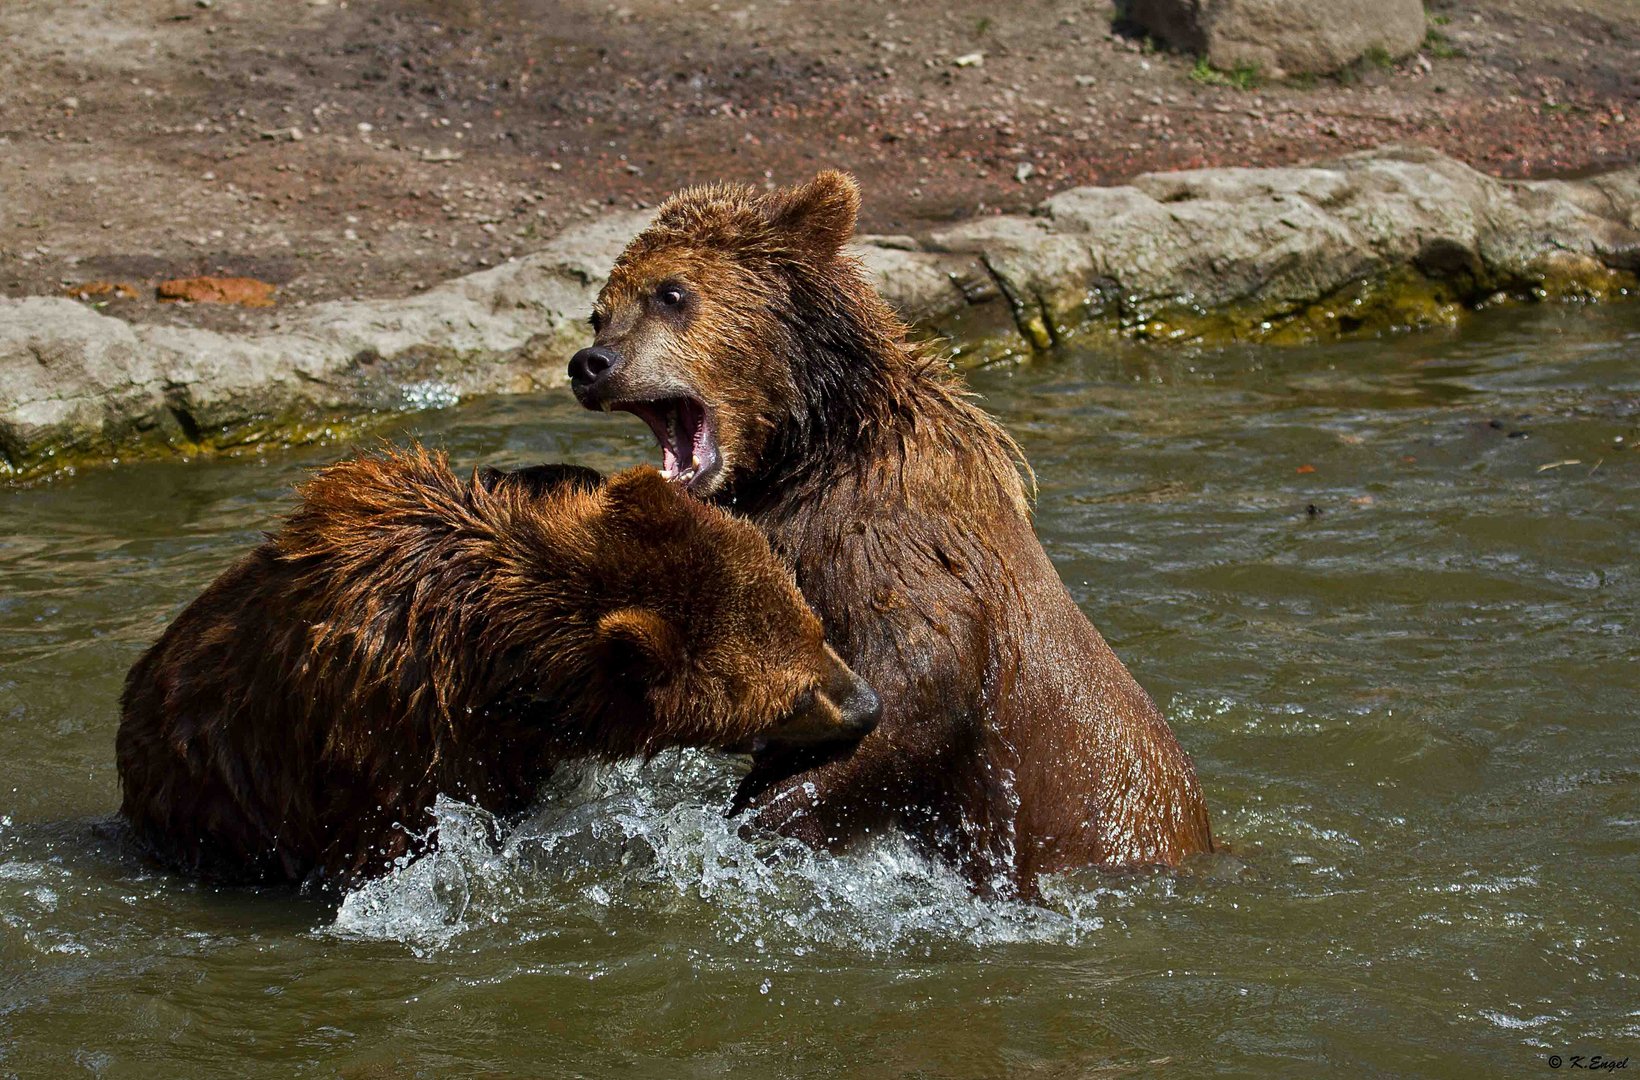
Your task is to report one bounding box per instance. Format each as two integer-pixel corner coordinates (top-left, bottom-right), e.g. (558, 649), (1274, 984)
(3, 303), (1638, 1072)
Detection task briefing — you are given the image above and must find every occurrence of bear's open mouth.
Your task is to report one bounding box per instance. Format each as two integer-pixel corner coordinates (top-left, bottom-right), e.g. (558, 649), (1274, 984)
(618, 397), (721, 492)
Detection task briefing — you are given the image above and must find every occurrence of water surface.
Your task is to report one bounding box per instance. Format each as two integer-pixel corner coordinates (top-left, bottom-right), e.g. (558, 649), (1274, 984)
(2, 304), (1637, 1077)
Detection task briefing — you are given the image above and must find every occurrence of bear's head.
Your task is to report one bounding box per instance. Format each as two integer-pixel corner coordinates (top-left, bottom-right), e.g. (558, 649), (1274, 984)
(509, 467), (880, 759)
(569, 171), (887, 500)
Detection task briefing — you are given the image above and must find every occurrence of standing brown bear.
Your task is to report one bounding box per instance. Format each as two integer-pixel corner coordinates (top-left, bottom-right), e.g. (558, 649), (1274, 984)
(116, 447), (879, 887)
(569, 172), (1213, 895)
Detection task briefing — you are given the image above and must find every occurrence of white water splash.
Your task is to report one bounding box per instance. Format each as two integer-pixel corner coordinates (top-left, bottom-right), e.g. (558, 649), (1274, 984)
(329, 750), (1125, 955)
(401, 380), (461, 410)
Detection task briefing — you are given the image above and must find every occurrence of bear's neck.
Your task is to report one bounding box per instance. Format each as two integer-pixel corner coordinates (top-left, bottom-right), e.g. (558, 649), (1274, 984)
(724, 285), (1028, 529)
(463, 508), (675, 762)
(356, 499), (610, 752)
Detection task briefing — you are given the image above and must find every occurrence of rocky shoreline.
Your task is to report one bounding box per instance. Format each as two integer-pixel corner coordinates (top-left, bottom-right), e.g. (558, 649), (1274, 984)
(3, 145), (1637, 481)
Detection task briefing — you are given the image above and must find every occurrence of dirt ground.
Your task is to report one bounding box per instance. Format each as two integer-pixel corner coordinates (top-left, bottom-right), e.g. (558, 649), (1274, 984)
(2, 0), (1635, 330)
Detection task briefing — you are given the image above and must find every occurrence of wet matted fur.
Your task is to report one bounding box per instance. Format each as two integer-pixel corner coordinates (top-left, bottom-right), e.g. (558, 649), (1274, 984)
(575, 172), (1213, 896)
(116, 447), (876, 887)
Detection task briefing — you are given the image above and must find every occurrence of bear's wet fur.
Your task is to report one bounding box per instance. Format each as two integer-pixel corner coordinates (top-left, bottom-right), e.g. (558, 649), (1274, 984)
(116, 447), (879, 887)
(572, 171), (1213, 896)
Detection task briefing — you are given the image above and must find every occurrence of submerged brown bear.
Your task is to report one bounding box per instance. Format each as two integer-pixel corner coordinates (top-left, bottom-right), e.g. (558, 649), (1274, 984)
(116, 448), (879, 887)
(570, 172), (1214, 895)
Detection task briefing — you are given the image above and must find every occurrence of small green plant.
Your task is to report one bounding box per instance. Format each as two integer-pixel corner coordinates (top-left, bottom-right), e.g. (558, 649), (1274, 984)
(1286, 71), (1318, 89)
(1430, 13), (1451, 25)
(974, 16), (990, 36)
(1190, 56), (1260, 89)
(1424, 28), (1460, 59)
(1364, 45), (1395, 70)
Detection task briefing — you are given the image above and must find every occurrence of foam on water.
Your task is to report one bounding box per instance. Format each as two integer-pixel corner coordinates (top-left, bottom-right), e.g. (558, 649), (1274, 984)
(401, 380), (461, 410)
(329, 750), (1123, 956)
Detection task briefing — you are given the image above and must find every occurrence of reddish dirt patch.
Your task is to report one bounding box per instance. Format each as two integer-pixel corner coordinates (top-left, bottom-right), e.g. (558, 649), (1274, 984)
(0, 0), (1633, 332)
(155, 276), (277, 308)
(60, 281), (139, 301)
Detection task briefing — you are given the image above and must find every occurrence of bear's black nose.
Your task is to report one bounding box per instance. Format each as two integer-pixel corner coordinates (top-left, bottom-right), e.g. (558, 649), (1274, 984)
(839, 681), (882, 736)
(568, 346), (620, 395)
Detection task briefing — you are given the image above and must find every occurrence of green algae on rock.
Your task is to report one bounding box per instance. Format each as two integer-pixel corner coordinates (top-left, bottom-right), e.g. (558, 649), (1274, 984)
(910, 146), (1639, 355)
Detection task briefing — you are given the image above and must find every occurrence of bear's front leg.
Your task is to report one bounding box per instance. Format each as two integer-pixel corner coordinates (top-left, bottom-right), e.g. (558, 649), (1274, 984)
(730, 746), (900, 854)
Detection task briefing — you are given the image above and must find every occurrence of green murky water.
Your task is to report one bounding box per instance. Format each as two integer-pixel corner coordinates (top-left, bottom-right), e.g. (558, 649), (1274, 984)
(2, 304), (1637, 1077)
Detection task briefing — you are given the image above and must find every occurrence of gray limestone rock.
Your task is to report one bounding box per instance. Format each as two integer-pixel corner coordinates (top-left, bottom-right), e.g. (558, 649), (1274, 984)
(1129, 0), (1428, 76)
(3, 151), (1637, 479)
(1, 212), (648, 475)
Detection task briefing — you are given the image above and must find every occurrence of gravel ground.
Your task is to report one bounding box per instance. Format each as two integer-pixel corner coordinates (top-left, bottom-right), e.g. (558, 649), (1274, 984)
(2, 0), (1635, 331)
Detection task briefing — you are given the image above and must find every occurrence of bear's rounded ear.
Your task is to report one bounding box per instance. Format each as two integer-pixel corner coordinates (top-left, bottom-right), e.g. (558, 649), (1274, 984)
(595, 607), (683, 675)
(764, 170), (860, 259)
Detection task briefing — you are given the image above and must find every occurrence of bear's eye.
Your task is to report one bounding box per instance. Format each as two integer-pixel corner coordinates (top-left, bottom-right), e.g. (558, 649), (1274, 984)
(589, 310), (606, 333)
(654, 284), (687, 308)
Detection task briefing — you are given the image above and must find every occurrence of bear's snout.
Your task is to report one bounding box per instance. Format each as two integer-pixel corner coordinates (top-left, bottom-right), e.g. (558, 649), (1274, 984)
(568, 345), (623, 403)
(835, 677), (881, 736)
(819, 645), (881, 738)
(753, 648), (882, 754)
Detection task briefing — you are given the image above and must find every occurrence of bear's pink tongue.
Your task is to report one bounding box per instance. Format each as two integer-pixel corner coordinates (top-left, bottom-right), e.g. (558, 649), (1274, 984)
(625, 398), (718, 489)
(657, 408), (683, 478)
